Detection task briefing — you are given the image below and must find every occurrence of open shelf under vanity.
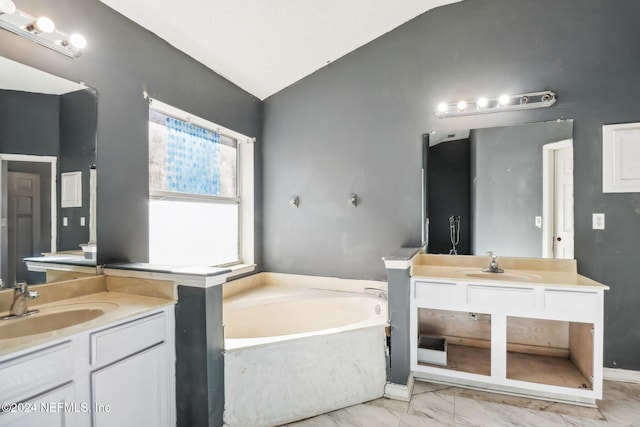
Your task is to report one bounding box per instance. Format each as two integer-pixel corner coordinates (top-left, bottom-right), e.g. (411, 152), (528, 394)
(409, 265), (606, 406)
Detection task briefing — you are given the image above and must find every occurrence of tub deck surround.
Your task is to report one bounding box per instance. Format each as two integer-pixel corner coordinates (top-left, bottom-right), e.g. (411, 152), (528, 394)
(0, 275), (176, 356)
(409, 253), (609, 407)
(222, 272), (388, 427)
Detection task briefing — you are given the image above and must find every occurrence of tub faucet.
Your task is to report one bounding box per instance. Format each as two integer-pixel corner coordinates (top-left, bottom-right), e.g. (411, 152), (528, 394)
(6, 282), (40, 318)
(364, 287), (387, 300)
(482, 251), (504, 273)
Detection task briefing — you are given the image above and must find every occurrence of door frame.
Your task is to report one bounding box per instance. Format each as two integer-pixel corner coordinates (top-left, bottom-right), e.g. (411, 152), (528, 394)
(0, 154), (57, 283)
(542, 139), (573, 258)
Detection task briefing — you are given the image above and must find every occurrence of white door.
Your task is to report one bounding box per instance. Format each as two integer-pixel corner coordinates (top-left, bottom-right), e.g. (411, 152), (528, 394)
(8, 172), (41, 284)
(553, 146), (574, 259)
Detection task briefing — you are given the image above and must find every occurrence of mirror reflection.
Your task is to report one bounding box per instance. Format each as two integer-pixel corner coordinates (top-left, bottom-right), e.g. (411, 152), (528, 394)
(426, 120), (573, 258)
(0, 57), (97, 286)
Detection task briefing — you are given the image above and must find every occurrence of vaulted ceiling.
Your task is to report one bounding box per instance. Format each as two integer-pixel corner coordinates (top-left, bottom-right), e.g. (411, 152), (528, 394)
(99, 0), (460, 100)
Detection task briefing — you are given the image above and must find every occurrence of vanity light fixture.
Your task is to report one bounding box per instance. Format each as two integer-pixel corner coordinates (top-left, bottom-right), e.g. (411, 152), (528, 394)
(0, 0), (16, 15)
(0, 4), (87, 58)
(434, 90), (556, 118)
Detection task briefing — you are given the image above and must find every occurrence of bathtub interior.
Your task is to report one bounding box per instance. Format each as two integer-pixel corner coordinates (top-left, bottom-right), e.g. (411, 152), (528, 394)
(223, 272), (389, 349)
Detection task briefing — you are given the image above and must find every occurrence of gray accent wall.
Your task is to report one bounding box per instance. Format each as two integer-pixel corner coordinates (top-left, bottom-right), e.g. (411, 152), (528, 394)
(59, 88), (97, 251)
(263, 0), (640, 370)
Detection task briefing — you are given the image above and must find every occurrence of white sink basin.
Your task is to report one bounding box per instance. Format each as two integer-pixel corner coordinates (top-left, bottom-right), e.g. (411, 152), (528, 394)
(0, 302), (118, 339)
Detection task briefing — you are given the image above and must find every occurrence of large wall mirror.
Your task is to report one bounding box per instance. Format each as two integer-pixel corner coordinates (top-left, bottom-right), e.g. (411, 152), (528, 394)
(425, 120), (574, 259)
(0, 57), (97, 286)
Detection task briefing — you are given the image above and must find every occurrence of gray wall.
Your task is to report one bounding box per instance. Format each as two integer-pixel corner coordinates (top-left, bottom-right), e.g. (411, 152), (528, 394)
(0, 90), (59, 155)
(0, 0), (263, 267)
(58, 88), (97, 251)
(263, 0), (640, 369)
(470, 121), (573, 257)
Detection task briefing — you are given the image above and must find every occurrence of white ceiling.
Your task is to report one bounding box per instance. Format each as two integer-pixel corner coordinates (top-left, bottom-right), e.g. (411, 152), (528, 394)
(99, 0), (460, 100)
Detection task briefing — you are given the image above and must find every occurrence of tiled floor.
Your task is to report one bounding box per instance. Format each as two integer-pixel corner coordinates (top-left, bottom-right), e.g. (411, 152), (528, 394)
(286, 380), (640, 426)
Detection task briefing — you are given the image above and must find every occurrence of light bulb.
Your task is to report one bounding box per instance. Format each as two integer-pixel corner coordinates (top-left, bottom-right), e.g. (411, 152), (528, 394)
(436, 102), (448, 113)
(457, 100), (467, 111)
(35, 16), (55, 33)
(498, 94), (510, 106)
(69, 33), (87, 49)
(476, 97), (488, 108)
(0, 0), (16, 14)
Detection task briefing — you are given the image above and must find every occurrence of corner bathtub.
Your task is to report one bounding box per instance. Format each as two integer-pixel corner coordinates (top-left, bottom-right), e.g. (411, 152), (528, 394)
(223, 273), (388, 427)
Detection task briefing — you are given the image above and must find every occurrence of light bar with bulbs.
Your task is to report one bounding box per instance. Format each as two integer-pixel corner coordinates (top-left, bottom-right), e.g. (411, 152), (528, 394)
(0, 0), (87, 58)
(434, 91), (556, 118)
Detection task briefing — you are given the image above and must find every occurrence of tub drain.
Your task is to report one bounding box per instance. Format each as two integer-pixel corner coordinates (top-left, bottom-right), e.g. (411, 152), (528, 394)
(375, 304), (381, 315)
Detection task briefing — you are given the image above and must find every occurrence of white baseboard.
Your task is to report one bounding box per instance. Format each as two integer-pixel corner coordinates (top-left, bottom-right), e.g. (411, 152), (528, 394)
(384, 375), (415, 401)
(604, 368), (640, 384)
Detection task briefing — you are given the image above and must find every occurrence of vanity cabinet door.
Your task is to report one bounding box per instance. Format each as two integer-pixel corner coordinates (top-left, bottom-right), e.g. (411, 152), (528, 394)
(0, 384), (76, 427)
(91, 343), (169, 427)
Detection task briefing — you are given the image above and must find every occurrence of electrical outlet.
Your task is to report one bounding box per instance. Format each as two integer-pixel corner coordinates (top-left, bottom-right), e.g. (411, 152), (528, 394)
(80, 217), (85, 226)
(63, 217), (68, 227)
(592, 213), (605, 230)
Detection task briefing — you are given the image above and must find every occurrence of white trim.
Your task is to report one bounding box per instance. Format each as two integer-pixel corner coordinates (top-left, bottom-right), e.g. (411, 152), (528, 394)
(384, 375), (415, 401)
(541, 139), (572, 258)
(383, 259), (413, 270)
(25, 260), (96, 275)
(147, 97), (253, 143)
(603, 367), (640, 384)
(103, 267), (229, 289)
(0, 153), (58, 254)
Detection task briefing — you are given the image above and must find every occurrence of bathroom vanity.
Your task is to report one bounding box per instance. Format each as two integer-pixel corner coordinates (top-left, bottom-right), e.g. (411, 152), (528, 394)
(410, 254), (609, 406)
(0, 276), (176, 426)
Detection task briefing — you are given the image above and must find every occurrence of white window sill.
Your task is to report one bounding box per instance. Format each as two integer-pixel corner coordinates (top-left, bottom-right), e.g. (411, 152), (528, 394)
(225, 263), (257, 279)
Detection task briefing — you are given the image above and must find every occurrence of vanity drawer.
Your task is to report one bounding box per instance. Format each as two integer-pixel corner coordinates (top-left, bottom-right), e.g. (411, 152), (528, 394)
(0, 341), (73, 404)
(414, 281), (458, 303)
(467, 285), (536, 311)
(91, 312), (166, 366)
(544, 290), (598, 320)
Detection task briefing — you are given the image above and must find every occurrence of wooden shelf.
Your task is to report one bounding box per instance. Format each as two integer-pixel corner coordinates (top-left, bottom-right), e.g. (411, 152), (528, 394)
(418, 344), (491, 376)
(507, 352), (592, 390)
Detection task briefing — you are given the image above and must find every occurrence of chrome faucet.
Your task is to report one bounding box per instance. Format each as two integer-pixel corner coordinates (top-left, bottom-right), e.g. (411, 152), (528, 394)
(4, 282), (40, 319)
(482, 251), (504, 273)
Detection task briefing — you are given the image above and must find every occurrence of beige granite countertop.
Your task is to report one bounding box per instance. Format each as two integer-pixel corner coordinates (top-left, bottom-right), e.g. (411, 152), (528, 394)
(412, 254), (609, 290)
(0, 276), (176, 357)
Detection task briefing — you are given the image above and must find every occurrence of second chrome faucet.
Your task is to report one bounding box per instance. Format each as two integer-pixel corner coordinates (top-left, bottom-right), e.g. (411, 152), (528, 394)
(482, 251), (504, 273)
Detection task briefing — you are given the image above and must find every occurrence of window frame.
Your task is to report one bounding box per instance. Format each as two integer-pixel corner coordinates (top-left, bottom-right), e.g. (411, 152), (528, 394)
(147, 98), (255, 274)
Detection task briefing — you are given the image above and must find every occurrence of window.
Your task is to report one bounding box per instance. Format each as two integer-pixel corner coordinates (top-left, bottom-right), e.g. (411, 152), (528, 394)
(148, 99), (254, 270)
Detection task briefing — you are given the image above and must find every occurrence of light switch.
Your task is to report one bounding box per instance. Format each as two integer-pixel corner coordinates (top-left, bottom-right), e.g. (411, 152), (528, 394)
(80, 217), (86, 226)
(63, 217), (68, 226)
(592, 213), (605, 230)
(535, 216), (542, 228)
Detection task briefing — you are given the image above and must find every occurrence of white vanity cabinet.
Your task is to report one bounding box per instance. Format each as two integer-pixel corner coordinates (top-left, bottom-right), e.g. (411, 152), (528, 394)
(90, 312), (172, 427)
(0, 306), (175, 426)
(410, 276), (606, 406)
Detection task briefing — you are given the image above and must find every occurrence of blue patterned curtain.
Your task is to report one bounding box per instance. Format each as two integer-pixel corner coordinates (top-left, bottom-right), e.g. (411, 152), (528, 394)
(165, 116), (221, 196)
